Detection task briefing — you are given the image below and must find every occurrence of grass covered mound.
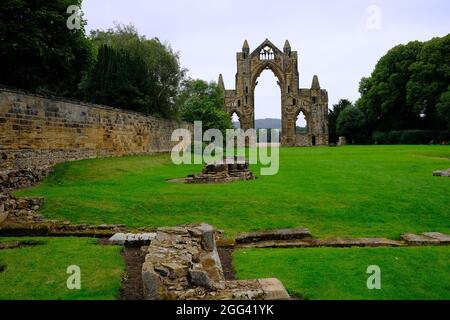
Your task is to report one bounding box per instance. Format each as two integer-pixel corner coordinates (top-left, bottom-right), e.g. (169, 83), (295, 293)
(233, 246), (450, 300)
(15, 145), (450, 238)
(0, 237), (124, 300)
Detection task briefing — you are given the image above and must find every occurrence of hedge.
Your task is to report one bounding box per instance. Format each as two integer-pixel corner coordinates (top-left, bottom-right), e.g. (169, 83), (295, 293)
(372, 130), (450, 145)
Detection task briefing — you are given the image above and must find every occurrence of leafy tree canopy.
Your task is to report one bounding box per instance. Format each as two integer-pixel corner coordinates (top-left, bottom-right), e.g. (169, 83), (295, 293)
(336, 106), (366, 144)
(436, 86), (450, 129)
(0, 0), (94, 97)
(329, 99), (353, 143)
(357, 34), (450, 133)
(83, 23), (185, 118)
(407, 35), (450, 129)
(82, 45), (152, 113)
(178, 79), (232, 134)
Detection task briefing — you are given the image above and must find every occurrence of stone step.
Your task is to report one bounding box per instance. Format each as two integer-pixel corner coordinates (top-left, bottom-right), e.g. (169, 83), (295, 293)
(109, 232), (157, 245)
(235, 228), (312, 244)
(237, 237), (404, 249)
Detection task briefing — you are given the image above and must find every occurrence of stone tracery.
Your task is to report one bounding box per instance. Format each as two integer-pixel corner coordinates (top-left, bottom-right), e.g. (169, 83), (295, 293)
(219, 39), (329, 146)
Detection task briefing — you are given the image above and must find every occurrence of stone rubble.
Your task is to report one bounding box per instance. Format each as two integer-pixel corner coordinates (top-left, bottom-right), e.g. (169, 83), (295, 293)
(0, 167), (53, 191)
(185, 157), (255, 184)
(433, 169), (450, 177)
(0, 193), (44, 225)
(141, 223), (290, 300)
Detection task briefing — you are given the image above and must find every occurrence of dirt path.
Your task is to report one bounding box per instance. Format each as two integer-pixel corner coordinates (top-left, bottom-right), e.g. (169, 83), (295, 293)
(119, 247), (145, 300)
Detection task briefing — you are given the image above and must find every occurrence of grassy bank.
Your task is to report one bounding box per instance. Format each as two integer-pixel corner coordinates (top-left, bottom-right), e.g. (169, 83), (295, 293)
(15, 145), (450, 238)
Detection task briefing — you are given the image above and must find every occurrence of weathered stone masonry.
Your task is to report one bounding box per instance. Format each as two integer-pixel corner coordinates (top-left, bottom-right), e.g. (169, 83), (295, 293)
(0, 87), (192, 189)
(220, 39), (329, 147)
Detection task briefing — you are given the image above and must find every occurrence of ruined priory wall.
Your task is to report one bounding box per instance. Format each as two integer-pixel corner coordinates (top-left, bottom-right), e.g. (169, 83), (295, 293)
(0, 87), (191, 187)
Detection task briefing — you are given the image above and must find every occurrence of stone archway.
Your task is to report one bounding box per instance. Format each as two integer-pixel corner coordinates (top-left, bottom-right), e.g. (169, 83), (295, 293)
(219, 39), (329, 146)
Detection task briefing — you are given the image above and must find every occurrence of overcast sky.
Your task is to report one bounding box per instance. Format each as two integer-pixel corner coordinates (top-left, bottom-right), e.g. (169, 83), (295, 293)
(82, 0), (450, 120)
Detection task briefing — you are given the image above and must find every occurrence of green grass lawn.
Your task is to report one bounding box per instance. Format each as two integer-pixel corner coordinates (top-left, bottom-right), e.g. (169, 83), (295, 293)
(0, 237), (124, 300)
(233, 246), (450, 300)
(15, 145), (450, 238)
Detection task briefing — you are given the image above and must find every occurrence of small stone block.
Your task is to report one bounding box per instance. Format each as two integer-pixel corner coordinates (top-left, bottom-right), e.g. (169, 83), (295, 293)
(258, 278), (290, 300)
(109, 233), (127, 245)
(433, 169), (450, 177)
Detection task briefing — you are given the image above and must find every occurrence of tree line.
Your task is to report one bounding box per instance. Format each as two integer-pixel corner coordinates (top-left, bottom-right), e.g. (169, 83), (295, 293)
(329, 34), (450, 144)
(0, 0), (230, 129)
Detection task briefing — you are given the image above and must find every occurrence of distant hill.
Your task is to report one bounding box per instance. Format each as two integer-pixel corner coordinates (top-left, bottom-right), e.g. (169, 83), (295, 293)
(232, 118), (281, 129)
(256, 118), (281, 129)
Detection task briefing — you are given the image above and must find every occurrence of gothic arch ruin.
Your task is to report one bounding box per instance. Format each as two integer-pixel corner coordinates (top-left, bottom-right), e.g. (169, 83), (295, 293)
(219, 39), (329, 146)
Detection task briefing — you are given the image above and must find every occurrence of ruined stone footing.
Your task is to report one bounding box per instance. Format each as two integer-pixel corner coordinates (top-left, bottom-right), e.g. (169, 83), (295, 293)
(230, 228), (450, 249)
(433, 169), (450, 177)
(141, 224), (290, 300)
(185, 157), (256, 184)
(401, 233), (450, 246)
(235, 228), (312, 244)
(237, 238), (404, 249)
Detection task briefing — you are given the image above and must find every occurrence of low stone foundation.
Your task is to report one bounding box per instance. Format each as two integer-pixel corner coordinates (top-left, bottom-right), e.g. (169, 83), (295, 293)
(140, 224), (290, 300)
(230, 228), (450, 249)
(170, 157), (256, 184)
(0, 166), (53, 192)
(0, 193), (44, 225)
(401, 232), (450, 245)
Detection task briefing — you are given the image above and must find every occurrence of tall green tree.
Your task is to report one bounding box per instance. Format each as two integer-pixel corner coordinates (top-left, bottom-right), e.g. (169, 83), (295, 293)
(356, 41), (423, 132)
(337, 106), (366, 144)
(436, 86), (450, 130)
(357, 34), (450, 134)
(83, 24), (185, 118)
(178, 79), (232, 134)
(83, 45), (151, 112)
(0, 0), (94, 97)
(407, 34), (450, 129)
(329, 99), (352, 143)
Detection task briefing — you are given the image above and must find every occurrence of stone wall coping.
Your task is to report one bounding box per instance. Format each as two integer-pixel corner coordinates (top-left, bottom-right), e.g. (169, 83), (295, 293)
(0, 85), (186, 125)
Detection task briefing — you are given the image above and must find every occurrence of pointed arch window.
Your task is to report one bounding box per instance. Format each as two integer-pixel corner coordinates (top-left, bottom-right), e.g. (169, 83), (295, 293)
(231, 112), (241, 129)
(295, 110), (308, 134)
(259, 45), (275, 60)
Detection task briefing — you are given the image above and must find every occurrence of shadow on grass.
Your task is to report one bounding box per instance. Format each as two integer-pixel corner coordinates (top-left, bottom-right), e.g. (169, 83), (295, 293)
(0, 240), (47, 250)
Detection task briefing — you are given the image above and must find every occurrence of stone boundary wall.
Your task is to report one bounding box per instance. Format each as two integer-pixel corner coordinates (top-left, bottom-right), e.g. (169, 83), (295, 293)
(0, 86), (192, 189)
